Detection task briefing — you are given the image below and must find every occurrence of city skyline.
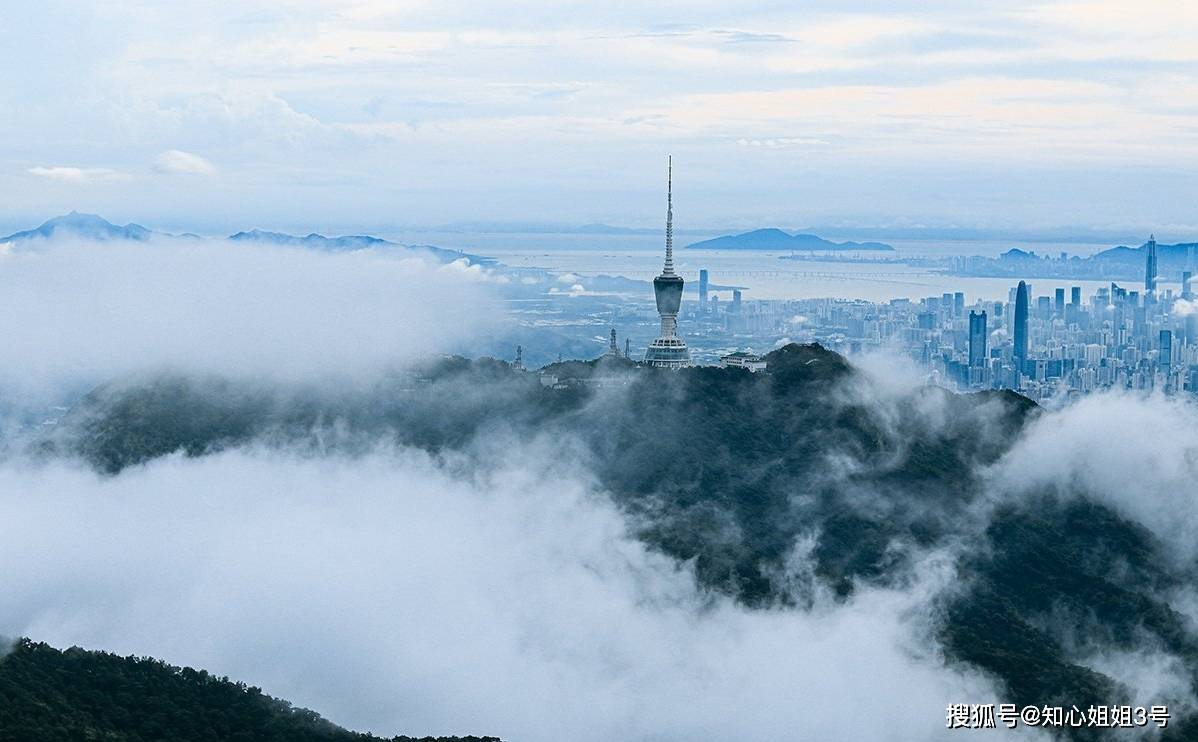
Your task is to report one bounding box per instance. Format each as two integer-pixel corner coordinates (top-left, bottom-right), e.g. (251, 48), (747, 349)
(583, 223), (1198, 398)
(648, 236), (1198, 399)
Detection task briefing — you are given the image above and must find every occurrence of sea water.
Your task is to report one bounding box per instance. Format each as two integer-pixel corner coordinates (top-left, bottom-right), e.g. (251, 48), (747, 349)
(383, 231), (1133, 303)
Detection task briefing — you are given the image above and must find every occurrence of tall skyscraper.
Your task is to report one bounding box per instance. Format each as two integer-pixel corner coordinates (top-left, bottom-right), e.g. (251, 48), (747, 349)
(1014, 281), (1030, 365)
(644, 157), (691, 369)
(1183, 271), (1193, 300)
(969, 311), (988, 368)
(699, 269), (709, 311)
(732, 289), (742, 314)
(1054, 288), (1065, 318)
(1146, 234), (1158, 293)
(1067, 286), (1082, 325)
(1160, 329), (1172, 372)
(1037, 295), (1052, 320)
(953, 292), (965, 318)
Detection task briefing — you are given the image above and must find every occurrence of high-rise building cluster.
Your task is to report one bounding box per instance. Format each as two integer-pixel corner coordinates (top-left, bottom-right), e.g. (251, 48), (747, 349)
(673, 276), (1198, 400)
(654, 235), (1197, 399)
(908, 278), (1196, 397)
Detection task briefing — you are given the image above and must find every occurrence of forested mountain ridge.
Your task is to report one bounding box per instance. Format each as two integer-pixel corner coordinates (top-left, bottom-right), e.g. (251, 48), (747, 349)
(0, 639), (500, 742)
(23, 343), (1198, 739)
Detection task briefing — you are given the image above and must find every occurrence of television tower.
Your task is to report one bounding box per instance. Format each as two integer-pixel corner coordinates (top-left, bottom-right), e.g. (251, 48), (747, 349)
(644, 156), (691, 368)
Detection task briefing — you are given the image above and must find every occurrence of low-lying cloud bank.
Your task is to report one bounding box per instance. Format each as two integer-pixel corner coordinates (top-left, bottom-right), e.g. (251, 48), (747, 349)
(0, 236), (498, 404)
(0, 443), (1003, 741)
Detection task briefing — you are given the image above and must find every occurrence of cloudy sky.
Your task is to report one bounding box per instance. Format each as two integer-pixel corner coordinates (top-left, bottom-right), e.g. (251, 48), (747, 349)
(4, 1), (1198, 234)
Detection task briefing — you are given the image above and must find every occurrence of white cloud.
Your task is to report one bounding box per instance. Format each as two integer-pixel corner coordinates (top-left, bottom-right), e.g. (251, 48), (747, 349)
(1075, 646), (1195, 712)
(27, 166), (129, 184)
(0, 441), (1004, 742)
(153, 149), (216, 175)
(0, 234), (499, 403)
(1173, 298), (1198, 316)
(988, 391), (1198, 563)
(736, 137), (830, 148)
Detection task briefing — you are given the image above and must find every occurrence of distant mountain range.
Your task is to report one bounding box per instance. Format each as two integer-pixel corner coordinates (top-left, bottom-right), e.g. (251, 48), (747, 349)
(1000, 241), (1198, 265)
(1, 212), (160, 242)
(1092, 240), (1198, 268)
(228, 228), (389, 250)
(396, 222), (1151, 244)
(949, 240), (1198, 281)
(685, 228), (895, 251)
(1, 213), (488, 264)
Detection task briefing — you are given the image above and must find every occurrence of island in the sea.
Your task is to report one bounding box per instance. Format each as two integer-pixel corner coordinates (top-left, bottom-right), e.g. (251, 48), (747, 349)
(685, 228), (895, 252)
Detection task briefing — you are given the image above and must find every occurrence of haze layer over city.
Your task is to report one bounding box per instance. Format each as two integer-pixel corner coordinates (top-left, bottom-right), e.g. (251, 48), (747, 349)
(4, 3), (1198, 742)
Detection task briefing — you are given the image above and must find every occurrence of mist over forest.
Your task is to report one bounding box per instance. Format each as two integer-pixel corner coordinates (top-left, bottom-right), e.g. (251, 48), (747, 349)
(3, 235), (1198, 741)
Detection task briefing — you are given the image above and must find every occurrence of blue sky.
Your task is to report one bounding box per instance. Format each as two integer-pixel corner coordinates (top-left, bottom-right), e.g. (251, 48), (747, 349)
(3, 1), (1198, 235)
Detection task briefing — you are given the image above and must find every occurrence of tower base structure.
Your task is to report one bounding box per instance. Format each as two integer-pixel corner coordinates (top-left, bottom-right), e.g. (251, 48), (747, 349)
(644, 335), (691, 368)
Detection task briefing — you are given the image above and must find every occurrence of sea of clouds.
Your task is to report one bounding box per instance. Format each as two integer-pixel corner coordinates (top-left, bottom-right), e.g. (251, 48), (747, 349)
(6, 233), (1197, 740)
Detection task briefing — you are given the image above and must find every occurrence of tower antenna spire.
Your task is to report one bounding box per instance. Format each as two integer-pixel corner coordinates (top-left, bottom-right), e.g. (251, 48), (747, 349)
(663, 155), (675, 276)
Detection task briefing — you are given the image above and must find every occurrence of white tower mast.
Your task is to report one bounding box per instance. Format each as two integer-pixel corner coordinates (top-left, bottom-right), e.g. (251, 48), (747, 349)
(644, 156), (691, 368)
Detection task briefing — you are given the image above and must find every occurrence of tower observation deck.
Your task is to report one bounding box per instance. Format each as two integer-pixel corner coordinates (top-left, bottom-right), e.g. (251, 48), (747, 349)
(644, 156), (691, 369)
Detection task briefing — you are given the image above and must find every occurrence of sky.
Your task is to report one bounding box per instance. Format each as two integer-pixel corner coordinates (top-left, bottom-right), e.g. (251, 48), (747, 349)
(4, 1), (1198, 234)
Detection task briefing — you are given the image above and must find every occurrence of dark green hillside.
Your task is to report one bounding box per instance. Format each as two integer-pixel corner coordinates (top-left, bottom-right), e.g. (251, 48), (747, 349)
(60, 375), (276, 474)
(0, 639), (499, 742)
(46, 344), (1034, 603)
(36, 343), (1198, 738)
(941, 499), (1198, 741)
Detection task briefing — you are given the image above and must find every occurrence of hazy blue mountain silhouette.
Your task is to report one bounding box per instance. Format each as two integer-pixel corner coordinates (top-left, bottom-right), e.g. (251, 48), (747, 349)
(1, 212), (154, 242)
(227, 228), (389, 250)
(685, 228), (894, 251)
(2, 214), (489, 264)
